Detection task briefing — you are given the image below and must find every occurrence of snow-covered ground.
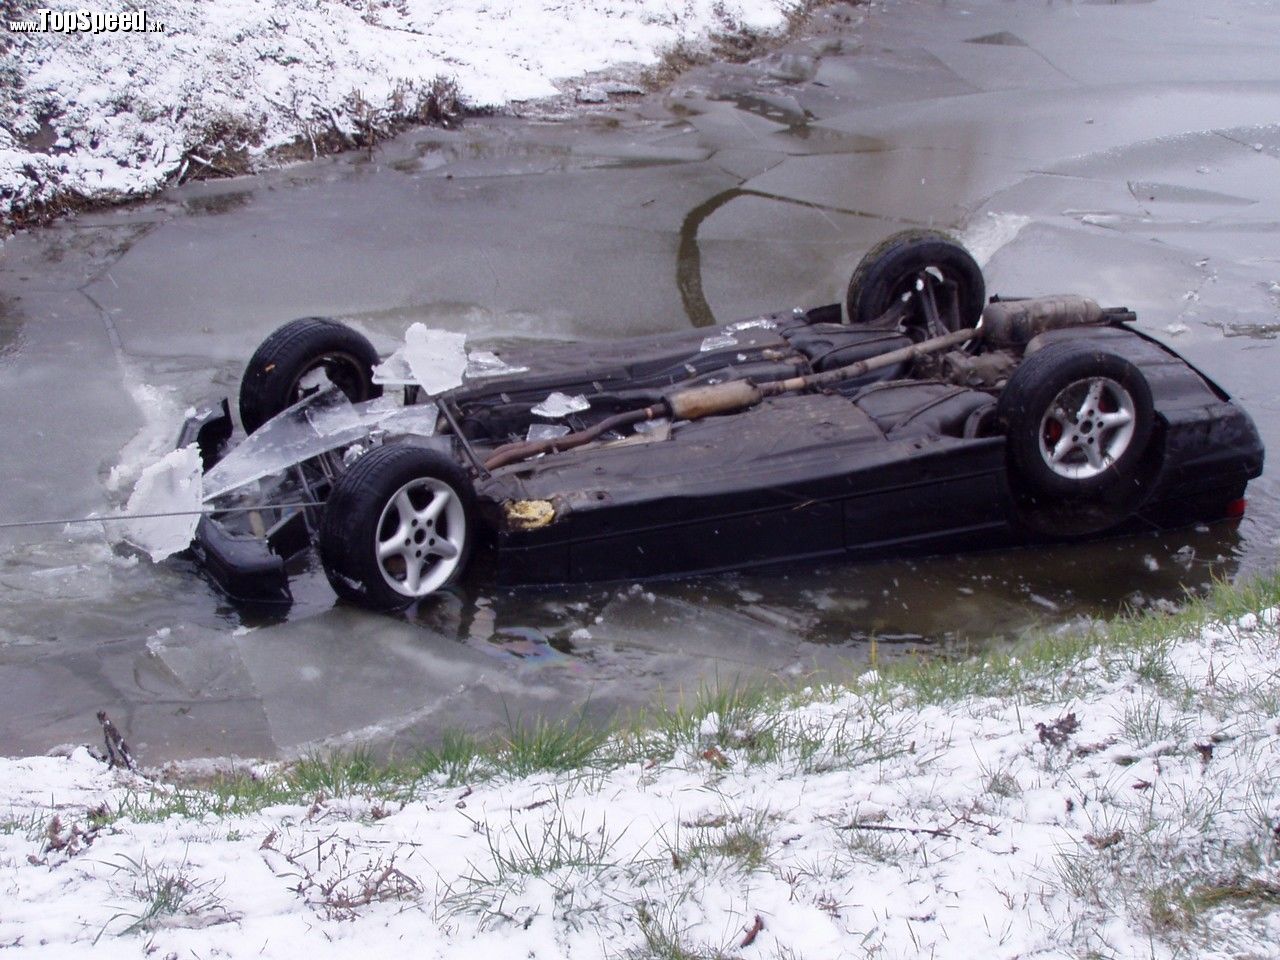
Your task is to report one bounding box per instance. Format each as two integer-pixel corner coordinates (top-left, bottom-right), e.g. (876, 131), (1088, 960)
(3, 603), (1278, 958)
(1, 0), (799, 229)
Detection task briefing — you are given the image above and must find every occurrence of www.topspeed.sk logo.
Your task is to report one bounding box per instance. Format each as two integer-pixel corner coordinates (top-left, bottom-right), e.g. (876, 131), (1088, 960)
(8, 8), (165, 33)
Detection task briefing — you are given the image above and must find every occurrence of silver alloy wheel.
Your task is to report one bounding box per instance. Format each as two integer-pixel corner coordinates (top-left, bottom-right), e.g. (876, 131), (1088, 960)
(374, 476), (467, 598)
(1038, 376), (1137, 480)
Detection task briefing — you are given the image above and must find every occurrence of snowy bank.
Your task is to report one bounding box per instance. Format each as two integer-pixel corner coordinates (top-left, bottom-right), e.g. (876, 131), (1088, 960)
(1, 0), (802, 229)
(3, 581), (1279, 958)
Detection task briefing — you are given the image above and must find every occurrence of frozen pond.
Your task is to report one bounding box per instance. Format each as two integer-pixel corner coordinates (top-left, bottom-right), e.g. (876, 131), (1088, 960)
(1, 0), (1277, 761)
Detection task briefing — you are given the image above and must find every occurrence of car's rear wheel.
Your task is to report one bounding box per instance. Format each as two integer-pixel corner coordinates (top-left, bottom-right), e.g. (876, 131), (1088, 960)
(320, 445), (475, 610)
(845, 230), (986, 331)
(239, 317), (382, 434)
(998, 341), (1155, 505)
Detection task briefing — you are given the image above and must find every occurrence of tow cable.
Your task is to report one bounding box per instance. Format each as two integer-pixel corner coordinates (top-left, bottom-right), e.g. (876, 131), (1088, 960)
(0, 500), (326, 531)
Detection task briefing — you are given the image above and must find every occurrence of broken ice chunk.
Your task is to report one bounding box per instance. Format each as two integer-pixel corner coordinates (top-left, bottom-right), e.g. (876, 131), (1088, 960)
(377, 401), (439, 436)
(1164, 322), (1189, 336)
(465, 350), (530, 379)
(526, 423), (570, 442)
(371, 347), (414, 385)
(632, 416), (671, 437)
(700, 333), (739, 352)
(305, 392), (363, 436)
(403, 324), (468, 395)
(531, 392), (590, 418)
(724, 318), (777, 332)
(118, 444), (204, 561)
(204, 391), (440, 500)
(372, 326), (469, 392)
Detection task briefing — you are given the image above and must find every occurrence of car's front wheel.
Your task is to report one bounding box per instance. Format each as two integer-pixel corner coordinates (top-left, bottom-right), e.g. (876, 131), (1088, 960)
(239, 317), (382, 434)
(320, 445), (475, 610)
(845, 229), (986, 331)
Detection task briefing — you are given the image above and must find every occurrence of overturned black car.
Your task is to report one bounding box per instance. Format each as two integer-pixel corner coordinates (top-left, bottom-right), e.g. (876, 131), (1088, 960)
(178, 231), (1264, 610)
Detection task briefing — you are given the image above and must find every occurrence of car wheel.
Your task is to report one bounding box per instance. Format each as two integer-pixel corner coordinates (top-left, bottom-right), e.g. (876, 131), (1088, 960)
(320, 445), (475, 610)
(239, 317), (382, 434)
(998, 341), (1155, 502)
(845, 229), (986, 331)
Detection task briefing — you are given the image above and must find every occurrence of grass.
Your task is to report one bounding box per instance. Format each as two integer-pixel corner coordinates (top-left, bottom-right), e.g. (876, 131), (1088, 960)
(99, 851), (230, 939)
(630, 900), (732, 960)
(1149, 878), (1280, 932)
(667, 808), (775, 874)
(0, 809), (49, 840)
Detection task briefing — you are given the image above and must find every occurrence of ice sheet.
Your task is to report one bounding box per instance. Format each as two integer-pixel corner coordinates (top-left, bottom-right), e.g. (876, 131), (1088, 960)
(203, 391), (437, 500)
(531, 392), (591, 418)
(465, 350), (531, 379)
(526, 423), (571, 442)
(117, 444), (204, 562)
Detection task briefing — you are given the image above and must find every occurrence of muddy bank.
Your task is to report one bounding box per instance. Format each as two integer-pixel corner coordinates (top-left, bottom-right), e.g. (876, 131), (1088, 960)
(0, 0), (825, 232)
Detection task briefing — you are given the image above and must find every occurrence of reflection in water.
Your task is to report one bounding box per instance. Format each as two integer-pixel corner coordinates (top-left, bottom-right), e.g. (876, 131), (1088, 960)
(182, 189), (254, 217)
(385, 518), (1246, 671)
(0, 296), (24, 360)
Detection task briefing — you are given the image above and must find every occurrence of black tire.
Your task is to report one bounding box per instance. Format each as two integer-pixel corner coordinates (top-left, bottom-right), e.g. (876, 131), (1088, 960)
(845, 229), (986, 330)
(239, 318), (382, 434)
(320, 445), (475, 611)
(998, 341), (1155, 503)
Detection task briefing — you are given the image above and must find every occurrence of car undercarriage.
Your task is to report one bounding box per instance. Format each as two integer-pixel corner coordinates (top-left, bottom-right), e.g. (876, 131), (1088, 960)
(174, 231), (1265, 610)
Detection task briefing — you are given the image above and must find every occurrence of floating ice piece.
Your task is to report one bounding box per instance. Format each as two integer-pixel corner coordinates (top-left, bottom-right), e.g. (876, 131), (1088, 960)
(465, 350), (529, 379)
(725, 317), (777, 332)
(526, 423), (570, 442)
(119, 444), (203, 562)
(203, 390), (436, 500)
(377, 402), (440, 436)
(405, 324), (467, 395)
(632, 416), (670, 437)
(371, 348), (413, 384)
(371, 324), (468, 394)
(531, 392), (590, 418)
(1164, 322), (1189, 336)
(700, 333), (739, 352)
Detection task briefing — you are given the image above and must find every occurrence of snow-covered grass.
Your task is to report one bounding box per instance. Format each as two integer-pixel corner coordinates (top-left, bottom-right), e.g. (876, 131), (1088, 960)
(1, 0), (812, 231)
(3, 573), (1279, 958)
